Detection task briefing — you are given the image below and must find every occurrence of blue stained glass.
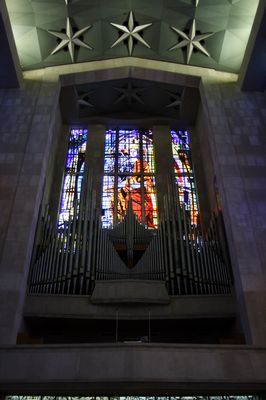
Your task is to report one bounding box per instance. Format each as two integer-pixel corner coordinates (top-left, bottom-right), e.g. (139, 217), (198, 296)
(102, 129), (157, 228)
(171, 130), (199, 226)
(58, 128), (88, 227)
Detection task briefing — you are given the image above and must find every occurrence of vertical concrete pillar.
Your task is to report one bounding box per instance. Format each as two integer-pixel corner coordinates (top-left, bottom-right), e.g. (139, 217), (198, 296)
(86, 124), (106, 211)
(152, 125), (173, 218)
(200, 77), (266, 345)
(0, 77), (60, 344)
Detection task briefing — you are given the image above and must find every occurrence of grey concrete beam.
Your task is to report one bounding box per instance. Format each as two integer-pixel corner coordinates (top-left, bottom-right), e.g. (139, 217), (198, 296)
(0, 344), (265, 394)
(24, 294), (236, 320)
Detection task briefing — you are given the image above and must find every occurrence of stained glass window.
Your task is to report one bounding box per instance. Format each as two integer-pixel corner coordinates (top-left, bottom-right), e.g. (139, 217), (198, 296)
(102, 129), (157, 228)
(6, 395), (260, 400)
(171, 130), (199, 226)
(58, 128), (88, 227)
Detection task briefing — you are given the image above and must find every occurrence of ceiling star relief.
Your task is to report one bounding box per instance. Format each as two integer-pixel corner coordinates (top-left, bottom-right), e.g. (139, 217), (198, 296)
(165, 91), (183, 109)
(114, 82), (145, 105)
(169, 19), (214, 64)
(48, 18), (92, 63)
(110, 10), (152, 56)
(77, 91), (94, 108)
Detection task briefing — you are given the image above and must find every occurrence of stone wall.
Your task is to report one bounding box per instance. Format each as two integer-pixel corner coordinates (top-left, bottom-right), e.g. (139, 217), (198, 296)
(0, 79), (60, 344)
(200, 79), (266, 345)
(0, 343), (265, 394)
(1, 58), (266, 351)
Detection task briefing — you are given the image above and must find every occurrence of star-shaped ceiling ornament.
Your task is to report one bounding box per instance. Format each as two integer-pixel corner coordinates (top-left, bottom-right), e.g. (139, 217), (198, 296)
(110, 11), (152, 56)
(48, 18), (92, 63)
(114, 81), (145, 105)
(195, 0), (199, 6)
(169, 19), (214, 64)
(165, 91), (183, 109)
(76, 89), (94, 108)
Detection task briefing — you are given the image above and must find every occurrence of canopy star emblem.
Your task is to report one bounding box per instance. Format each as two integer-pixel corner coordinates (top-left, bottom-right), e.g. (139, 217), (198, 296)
(169, 19), (214, 64)
(195, 0), (199, 6)
(110, 11), (152, 55)
(114, 81), (145, 105)
(75, 88), (94, 108)
(48, 18), (92, 63)
(165, 91), (183, 109)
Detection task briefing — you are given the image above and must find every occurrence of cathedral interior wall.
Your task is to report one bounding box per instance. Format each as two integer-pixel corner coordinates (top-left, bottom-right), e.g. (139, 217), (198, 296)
(200, 78), (266, 345)
(0, 61), (266, 392)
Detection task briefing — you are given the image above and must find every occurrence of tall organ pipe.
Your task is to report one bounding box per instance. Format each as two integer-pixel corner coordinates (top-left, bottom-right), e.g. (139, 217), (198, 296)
(182, 203), (193, 294)
(53, 229), (62, 293)
(168, 176), (181, 293)
(62, 216), (72, 293)
(188, 219), (199, 294)
(67, 198), (78, 294)
(86, 176), (96, 285)
(164, 196), (175, 294)
(57, 221), (67, 293)
(72, 176), (86, 293)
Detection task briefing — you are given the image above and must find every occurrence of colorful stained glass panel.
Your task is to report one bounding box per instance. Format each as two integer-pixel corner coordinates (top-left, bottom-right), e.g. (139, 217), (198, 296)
(102, 129), (157, 228)
(58, 128), (87, 226)
(171, 130), (199, 226)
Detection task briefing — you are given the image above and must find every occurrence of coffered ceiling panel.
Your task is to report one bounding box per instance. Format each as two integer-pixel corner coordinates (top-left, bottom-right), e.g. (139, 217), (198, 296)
(60, 77), (200, 127)
(6, 0), (259, 72)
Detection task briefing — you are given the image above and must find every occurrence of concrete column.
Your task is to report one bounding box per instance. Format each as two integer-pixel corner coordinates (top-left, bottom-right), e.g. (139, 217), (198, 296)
(152, 125), (173, 219)
(0, 77), (60, 344)
(200, 77), (266, 345)
(86, 124), (106, 211)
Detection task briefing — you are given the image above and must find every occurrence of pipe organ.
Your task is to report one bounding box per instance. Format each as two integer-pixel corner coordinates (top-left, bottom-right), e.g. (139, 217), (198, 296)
(29, 172), (232, 296)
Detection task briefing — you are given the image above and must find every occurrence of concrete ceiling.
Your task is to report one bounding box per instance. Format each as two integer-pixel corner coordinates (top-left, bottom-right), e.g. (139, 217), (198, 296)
(60, 77), (200, 126)
(238, 0), (266, 91)
(5, 0), (259, 73)
(0, 0), (265, 92)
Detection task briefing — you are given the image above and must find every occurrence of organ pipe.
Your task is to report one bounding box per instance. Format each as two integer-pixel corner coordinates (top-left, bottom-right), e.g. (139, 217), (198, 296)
(29, 168), (233, 296)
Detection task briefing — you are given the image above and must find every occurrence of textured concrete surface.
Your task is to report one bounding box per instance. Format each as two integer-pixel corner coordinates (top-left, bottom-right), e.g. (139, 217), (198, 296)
(200, 77), (266, 345)
(0, 78), (61, 344)
(0, 343), (265, 394)
(91, 280), (170, 304)
(24, 293), (235, 319)
(0, 59), (265, 396)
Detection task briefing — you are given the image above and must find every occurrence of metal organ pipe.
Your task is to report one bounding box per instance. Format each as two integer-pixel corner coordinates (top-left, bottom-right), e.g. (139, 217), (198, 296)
(86, 177), (96, 285)
(53, 227), (62, 293)
(188, 218), (199, 294)
(163, 196), (175, 294)
(173, 182), (187, 294)
(46, 232), (56, 293)
(210, 218), (224, 292)
(182, 203), (193, 294)
(72, 176), (85, 293)
(80, 180), (90, 292)
(66, 198), (78, 294)
(168, 176), (181, 293)
(57, 221), (67, 293)
(91, 212), (100, 289)
(29, 163), (233, 297)
(207, 226), (219, 294)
